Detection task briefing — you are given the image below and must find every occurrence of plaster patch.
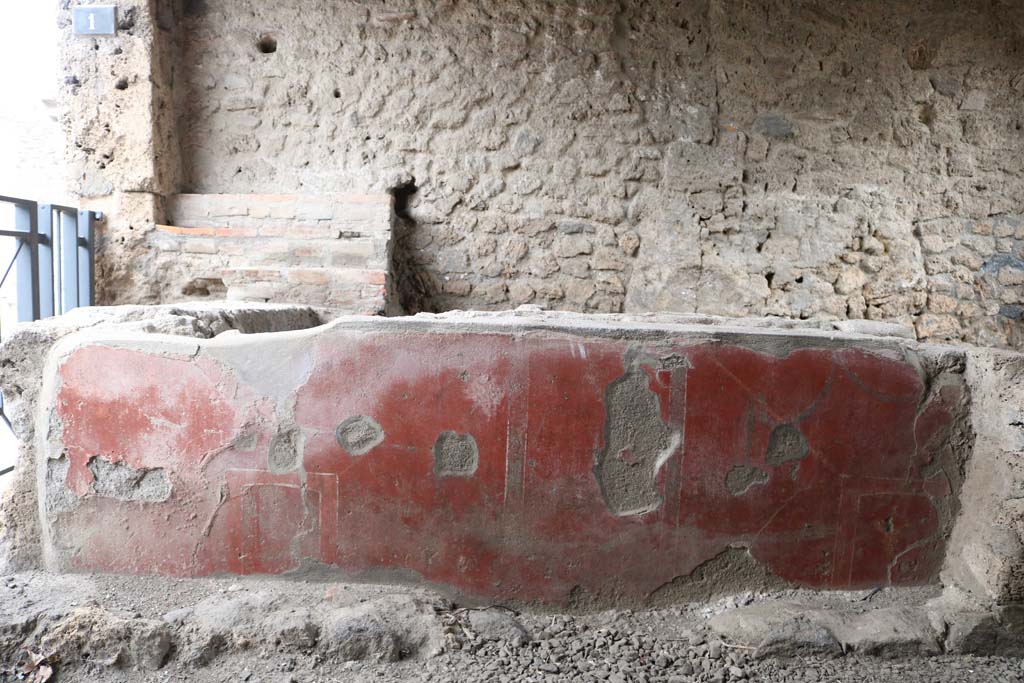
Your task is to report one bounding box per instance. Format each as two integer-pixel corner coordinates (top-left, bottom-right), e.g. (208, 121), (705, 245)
(432, 431), (479, 477)
(335, 416), (385, 455)
(725, 465), (769, 496)
(594, 364), (681, 517)
(268, 427), (301, 473)
(766, 424), (809, 466)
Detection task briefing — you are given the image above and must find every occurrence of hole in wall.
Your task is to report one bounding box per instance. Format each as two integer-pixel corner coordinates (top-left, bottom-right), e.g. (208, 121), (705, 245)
(388, 178), (442, 316)
(184, 0), (208, 17)
(182, 277), (227, 298)
(333, 88), (341, 98)
(257, 34), (278, 54)
(391, 178), (416, 220)
(114, 78), (128, 90)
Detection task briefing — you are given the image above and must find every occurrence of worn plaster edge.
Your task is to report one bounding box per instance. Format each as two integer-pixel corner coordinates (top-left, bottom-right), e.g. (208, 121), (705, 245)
(940, 348), (1024, 603)
(28, 313), (957, 383)
(910, 346), (1024, 652)
(81, 309), (965, 361)
(0, 441), (39, 573)
(35, 332), (77, 571)
(18, 306), (969, 362)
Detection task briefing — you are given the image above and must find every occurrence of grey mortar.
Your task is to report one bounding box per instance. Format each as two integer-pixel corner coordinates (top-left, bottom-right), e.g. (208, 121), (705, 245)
(336, 416), (385, 456)
(432, 432), (479, 478)
(725, 465), (769, 496)
(88, 457), (172, 503)
(765, 424), (809, 466)
(268, 427), (301, 474)
(594, 362), (681, 517)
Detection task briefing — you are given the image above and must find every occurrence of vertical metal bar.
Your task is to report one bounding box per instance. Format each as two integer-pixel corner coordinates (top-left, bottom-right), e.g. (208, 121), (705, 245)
(77, 211), (95, 307)
(13, 201), (38, 321)
(36, 205), (54, 319)
(60, 210), (79, 313)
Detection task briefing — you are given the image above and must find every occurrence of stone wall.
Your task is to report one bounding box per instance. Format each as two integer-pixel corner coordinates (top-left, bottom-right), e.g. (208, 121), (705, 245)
(59, 0), (181, 304)
(60, 1), (1024, 346)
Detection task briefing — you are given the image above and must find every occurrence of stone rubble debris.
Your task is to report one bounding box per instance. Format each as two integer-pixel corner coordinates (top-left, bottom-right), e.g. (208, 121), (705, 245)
(0, 573), (1022, 682)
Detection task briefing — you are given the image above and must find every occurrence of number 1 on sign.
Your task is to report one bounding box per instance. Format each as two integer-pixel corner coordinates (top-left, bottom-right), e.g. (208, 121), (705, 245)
(88, 13), (96, 30)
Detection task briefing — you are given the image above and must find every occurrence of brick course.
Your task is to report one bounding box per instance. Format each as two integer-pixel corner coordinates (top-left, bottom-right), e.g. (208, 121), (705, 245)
(152, 193), (392, 313)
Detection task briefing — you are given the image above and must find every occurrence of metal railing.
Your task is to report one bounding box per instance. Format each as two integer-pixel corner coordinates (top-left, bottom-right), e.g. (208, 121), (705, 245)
(0, 195), (98, 321)
(0, 195), (99, 476)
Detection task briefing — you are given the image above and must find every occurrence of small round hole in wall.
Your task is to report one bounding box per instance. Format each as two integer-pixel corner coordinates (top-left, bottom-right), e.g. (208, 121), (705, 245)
(257, 34), (277, 54)
(333, 88), (341, 98)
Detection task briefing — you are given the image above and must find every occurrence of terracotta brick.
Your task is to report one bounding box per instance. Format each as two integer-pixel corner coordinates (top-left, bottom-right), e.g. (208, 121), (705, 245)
(156, 224), (260, 238)
(295, 199), (335, 221)
(222, 267), (284, 282)
(286, 268), (332, 285)
(205, 194), (249, 217)
(182, 238), (218, 255)
(166, 195), (210, 223)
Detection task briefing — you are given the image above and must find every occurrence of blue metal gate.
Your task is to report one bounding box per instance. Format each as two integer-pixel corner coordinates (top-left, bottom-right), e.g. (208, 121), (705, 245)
(0, 195), (98, 321)
(0, 195), (98, 475)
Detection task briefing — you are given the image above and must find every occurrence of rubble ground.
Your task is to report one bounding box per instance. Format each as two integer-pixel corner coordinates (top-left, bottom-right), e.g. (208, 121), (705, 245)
(0, 571), (1020, 682)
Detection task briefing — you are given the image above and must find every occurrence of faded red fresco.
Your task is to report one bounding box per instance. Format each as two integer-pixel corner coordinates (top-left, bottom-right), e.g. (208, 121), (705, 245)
(50, 330), (966, 604)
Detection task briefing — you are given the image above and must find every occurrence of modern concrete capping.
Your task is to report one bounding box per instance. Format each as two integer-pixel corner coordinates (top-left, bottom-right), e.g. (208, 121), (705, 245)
(1, 306), (1022, 625)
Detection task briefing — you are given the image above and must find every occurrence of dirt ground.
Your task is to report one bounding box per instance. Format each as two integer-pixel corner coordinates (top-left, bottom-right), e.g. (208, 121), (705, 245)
(0, 571), (1020, 683)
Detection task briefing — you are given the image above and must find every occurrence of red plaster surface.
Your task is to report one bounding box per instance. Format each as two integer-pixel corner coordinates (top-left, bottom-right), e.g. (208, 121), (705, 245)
(49, 331), (965, 604)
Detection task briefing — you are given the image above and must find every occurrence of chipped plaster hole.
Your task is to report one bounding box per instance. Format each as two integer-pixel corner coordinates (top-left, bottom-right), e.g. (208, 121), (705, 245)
(335, 415), (385, 455)
(765, 423), (809, 466)
(725, 465), (769, 496)
(388, 178), (440, 315)
(646, 547), (790, 605)
(45, 456), (77, 516)
(88, 456), (171, 502)
(433, 431), (479, 477)
(181, 277), (226, 297)
(114, 78), (129, 90)
(257, 34), (278, 54)
(268, 427), (301, 473)
(594, 364), (681, 517)
(333, 88), (342, 98)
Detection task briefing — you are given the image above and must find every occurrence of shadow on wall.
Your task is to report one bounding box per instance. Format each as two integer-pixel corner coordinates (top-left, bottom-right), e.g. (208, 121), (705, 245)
(388, 179), (440, 315)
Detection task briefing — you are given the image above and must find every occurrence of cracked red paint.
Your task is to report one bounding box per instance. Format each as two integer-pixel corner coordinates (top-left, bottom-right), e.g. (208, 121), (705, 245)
(48, 331), (967, 604)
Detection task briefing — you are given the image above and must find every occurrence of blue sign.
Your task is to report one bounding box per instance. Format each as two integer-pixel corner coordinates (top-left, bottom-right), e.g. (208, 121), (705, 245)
(72, 6), (117, 35)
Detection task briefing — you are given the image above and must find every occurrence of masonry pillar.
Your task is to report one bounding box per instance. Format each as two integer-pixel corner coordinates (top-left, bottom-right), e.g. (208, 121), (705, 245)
(58, 0), (181, 304)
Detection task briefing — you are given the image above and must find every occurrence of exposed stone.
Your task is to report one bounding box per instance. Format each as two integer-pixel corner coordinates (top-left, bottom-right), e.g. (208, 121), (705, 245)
(465, 608), (531, 644)
(320, 595), (444, 662)
(709, 603), (842, 659)
(36, 606), (174, 670)
(710, 602), (941, 659)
